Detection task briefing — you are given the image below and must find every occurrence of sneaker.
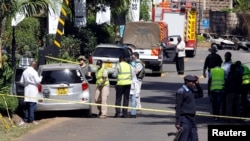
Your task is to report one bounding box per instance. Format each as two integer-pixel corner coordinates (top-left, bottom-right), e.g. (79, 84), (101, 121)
(99, 115), (107, 119)
(18, 121), (26, 126)
(30, 121), (38, 125)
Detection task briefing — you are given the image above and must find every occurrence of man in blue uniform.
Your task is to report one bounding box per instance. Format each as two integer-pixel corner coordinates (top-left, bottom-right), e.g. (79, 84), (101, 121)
(175, 75), (204, 141)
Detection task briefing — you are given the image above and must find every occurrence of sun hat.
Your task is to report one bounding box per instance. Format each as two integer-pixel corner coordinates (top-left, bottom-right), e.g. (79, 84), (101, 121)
(78, 55), (86, 61)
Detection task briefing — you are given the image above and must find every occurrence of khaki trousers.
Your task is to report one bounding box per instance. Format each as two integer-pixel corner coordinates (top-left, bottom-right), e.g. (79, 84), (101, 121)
(95, 86), (109, 116)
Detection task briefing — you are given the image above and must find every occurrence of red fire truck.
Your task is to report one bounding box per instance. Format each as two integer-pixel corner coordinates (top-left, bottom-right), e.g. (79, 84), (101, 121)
(152, 1), (198, 57)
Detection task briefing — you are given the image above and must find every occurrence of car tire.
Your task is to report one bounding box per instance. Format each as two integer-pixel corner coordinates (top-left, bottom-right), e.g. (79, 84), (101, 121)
(152, 66), (162, 77)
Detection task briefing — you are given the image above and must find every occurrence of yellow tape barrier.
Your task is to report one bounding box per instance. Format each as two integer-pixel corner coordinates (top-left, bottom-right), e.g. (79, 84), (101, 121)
(1, 94), (250, 123)
(44, 56), (250, 74)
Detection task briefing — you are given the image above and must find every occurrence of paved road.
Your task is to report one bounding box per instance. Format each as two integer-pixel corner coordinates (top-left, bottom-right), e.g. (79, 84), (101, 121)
(13, 47), (250, 141)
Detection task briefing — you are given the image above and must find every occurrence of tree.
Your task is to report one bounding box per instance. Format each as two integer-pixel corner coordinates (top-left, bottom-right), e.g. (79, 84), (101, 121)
(227, 0), (250, 36)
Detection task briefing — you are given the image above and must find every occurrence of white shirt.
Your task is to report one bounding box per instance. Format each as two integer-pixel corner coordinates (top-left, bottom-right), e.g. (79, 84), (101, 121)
(221, 60), (232, 79)
(176, 40), (186, 57)
(20, 66), (42, 103)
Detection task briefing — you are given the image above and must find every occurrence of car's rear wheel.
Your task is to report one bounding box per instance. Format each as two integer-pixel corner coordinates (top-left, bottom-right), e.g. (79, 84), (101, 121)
(152, 66), (162, 77)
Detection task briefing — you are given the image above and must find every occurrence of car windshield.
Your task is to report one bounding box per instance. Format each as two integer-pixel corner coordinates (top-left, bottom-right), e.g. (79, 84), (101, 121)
(15, 68), (25, 81)
(41, 69), (83, 84)
(93, 48), (127, 58)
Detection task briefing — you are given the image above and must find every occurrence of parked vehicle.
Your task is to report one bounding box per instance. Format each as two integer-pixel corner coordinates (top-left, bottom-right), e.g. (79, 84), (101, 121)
(199, 32), (235, 50)
(11, 57), (34, 111)
(37, 63), (92, 116)
(88, 43), (133, 80)
(152, 1), (197, 57)
(122, 21), (168, 76)
(235, 37), (250, 51)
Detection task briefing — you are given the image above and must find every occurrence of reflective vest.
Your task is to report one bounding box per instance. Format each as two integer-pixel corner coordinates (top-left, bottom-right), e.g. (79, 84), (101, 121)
(96, 66), (109, 86)
(242, 64), (250, 85)
(117, 62), (132, 85)
(210, 67), (225, 91)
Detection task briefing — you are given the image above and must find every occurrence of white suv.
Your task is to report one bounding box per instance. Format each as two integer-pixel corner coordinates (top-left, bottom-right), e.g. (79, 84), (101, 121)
(88, 44), (133, 80)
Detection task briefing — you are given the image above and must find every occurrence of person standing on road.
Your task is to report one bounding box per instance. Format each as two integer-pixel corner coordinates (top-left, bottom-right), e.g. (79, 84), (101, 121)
(203, 46), (223, 98)
(94, 60), (110, 119)
(175, 75), (203, 141)
(129, 65), (138, 118)
(210, 66), (225, 120)
(78, 55), (91, 77)
(114, 56), (132, 118)
(20, 61), (42, 125)
(131, 52), (145, 110)
(240, 63), (250, 117)
(175, 36), (186, 75)
(221, 52), (232, 115)
(225, 62), (243, 122)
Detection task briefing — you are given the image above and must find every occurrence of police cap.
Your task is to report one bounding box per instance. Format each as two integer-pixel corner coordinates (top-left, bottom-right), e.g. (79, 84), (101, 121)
(184, 75), (197, 82)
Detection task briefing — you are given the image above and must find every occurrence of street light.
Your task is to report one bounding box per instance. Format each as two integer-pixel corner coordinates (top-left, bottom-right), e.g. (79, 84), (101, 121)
(11, 26), (16, 67)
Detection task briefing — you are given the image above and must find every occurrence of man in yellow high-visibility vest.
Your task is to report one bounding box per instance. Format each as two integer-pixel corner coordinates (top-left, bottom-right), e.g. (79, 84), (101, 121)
(94, 60), (110, 119)
(113, 56), (132, 118)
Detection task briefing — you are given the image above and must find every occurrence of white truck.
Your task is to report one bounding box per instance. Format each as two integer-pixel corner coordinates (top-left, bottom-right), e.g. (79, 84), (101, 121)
(122, 21), (172, 76)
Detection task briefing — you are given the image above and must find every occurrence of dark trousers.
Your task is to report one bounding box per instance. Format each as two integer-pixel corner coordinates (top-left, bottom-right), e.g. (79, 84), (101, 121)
(179, 116), (198, 141)
(176, 54), (184, 75)
(211, 90), (223, 116)
(241, 84), (250, 116)
(24, 102), (37, 122)
(115, 84), (131, 115)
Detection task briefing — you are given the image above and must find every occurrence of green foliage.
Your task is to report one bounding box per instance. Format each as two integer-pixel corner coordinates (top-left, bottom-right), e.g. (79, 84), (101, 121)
(59, 35), (82, 60)
(197, 35), (206, 42)
(140, 0), (150, 21)
(0, 54), (17, 113)
(2, 17), (41, 62)
(0, 94), (18, 113)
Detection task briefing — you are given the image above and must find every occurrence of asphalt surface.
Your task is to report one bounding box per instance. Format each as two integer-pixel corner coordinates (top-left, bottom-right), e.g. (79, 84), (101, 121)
(12, 47), (250, 141)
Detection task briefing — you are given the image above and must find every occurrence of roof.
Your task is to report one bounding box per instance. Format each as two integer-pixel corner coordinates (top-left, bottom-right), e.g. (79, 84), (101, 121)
(39, 63), (80, 70)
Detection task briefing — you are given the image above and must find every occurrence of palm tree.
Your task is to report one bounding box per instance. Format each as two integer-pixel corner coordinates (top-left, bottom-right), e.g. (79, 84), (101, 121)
(232, 0), (250, 36)
(0, 0), (62, 67)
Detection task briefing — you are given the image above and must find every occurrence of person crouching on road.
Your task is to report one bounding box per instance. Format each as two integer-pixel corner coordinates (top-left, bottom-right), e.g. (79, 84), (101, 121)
(94, 60), (110, 119)
(175, 75), (203, 141)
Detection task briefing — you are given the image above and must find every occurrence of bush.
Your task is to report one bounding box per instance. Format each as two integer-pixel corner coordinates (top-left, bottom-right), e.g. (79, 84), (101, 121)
(0, 94), (18, 114)
(197, 35), (206, 42)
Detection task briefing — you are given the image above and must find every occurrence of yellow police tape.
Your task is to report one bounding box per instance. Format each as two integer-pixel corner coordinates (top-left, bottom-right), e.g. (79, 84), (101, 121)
(1, 94), (250, 123)
(45, 56), (250, 74)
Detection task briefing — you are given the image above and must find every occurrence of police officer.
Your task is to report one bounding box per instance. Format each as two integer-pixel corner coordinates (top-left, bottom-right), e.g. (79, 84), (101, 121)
(175, 75), (203, 141)
(94, 60), (110, 119)
(210, 66), (225, 120)
(114, 56), (132, 118)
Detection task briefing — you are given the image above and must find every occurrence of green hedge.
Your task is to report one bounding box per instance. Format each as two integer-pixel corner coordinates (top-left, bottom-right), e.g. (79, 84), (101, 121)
(0, 94), (18, 113)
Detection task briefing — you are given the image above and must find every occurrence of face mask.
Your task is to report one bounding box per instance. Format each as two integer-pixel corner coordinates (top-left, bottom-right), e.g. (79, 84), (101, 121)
(131, 61), (136, 67)
(96, 65), (101, 69)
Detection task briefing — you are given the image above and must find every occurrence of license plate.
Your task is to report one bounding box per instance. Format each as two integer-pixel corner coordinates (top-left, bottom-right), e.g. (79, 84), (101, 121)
(104, 62), (112, 68)
(57, 88), (68, 95)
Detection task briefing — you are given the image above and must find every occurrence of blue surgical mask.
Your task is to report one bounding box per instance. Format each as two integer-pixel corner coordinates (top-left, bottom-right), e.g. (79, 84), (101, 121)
(131, 61), (136, 67)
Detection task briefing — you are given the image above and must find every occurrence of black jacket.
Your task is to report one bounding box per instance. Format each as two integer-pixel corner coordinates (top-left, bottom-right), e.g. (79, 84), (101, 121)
(203, 53), (223, 71)
(175, 84), (203, 125)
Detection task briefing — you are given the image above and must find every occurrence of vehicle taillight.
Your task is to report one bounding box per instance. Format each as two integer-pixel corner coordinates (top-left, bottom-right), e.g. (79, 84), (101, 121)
(82, 82), (88, 90)
(89, 56), (93, 64)
(38, 84), (42, 93)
